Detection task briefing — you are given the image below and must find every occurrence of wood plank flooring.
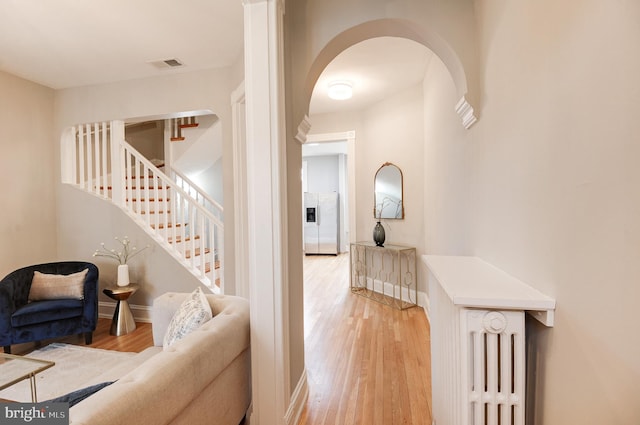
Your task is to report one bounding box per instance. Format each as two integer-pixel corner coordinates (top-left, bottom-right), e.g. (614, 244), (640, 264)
(8, 254), (431, 424)
(8, 318), (153, 355)
(299, 253), (432, 425)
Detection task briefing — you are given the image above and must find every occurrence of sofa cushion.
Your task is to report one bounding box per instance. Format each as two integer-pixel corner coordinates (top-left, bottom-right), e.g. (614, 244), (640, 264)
(68, 294), (250, 425)
(29, 269), (88, 301)
(82, 347), (161, 387)
(163, 288), (212, 349)
(11, 299), (84, 327)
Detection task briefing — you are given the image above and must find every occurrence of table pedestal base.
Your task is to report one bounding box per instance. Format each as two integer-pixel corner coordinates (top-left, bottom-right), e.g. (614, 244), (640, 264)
(103, 284), (140, 336)
(110, 300), (136, 336)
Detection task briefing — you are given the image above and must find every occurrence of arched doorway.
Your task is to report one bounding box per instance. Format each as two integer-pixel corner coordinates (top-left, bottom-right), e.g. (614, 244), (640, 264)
(241, 3), (478, 422)
(301, 19), (477, 133)
(299, 34), (440, 423)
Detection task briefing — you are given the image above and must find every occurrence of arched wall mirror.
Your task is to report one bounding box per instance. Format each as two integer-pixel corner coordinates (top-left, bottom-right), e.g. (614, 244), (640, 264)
(374, 162), (404, 219)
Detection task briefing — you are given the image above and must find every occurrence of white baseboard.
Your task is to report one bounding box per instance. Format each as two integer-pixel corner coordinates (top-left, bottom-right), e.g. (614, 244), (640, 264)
(285, 369), (308, 425)
(356, 279), (430, 314)
(98, 301), (152, 323)
(418, 290), (430, 321)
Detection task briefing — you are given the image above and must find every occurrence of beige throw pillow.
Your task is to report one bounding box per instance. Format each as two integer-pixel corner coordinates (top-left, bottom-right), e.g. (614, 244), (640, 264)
(163, 288), (213, 349)
(29, 269), (89, 301)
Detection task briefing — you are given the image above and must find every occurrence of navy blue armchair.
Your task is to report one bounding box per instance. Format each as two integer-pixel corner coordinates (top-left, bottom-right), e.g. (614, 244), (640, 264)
(0, 261), (99, 354)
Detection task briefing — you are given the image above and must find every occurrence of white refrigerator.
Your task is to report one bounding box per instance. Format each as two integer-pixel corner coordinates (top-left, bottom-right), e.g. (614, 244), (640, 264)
(304, 192), (339, 255)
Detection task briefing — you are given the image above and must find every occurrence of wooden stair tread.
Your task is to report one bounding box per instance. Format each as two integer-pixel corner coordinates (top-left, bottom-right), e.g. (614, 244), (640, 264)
(167, 235), (200, 243)
(203, 261), (220, 274)
(99, 186), (171, 190)
(150, 222), (184, 229)
(126, 185), (171, 189)
(184, 247), (211, 259)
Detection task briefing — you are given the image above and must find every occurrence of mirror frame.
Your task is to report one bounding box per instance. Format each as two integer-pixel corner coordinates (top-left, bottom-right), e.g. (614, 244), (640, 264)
(373, 162), (404, 220)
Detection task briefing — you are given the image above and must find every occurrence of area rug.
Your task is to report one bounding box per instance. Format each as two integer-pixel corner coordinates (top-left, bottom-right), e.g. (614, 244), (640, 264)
(0, 343), (135, 402)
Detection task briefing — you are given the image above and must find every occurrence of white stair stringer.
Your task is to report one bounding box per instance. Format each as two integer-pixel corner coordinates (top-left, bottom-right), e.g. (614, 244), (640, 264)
(61, 120), (223, 292)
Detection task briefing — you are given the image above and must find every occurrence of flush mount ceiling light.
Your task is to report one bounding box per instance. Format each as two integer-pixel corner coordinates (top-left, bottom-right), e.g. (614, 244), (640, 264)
(327, 81), (353, 100)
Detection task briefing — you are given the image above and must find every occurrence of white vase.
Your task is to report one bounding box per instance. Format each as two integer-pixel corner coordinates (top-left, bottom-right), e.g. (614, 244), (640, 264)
(117, 264), (130, 287)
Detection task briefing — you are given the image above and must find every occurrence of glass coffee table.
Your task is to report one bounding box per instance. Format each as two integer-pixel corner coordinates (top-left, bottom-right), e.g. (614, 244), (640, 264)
(0, 353), (55, 402)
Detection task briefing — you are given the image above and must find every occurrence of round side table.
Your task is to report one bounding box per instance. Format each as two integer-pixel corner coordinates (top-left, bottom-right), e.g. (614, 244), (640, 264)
(103, 284), (139, 336)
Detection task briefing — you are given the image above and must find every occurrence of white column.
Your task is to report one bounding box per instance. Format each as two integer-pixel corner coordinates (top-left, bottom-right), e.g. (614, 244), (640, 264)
(242, 0), (289, 424)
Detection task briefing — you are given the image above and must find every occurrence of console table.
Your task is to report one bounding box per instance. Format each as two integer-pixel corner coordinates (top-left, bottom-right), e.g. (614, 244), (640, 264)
(349, 241), (417, 309)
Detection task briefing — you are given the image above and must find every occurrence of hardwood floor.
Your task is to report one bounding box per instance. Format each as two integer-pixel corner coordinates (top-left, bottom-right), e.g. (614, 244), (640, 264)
(299, 253), (432, 425)
(9, 255), (431, 424)
(9, 318), (153, 355)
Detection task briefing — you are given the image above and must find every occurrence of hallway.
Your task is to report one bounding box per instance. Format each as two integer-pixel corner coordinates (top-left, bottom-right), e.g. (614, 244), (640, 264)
(299, 253), (432, 425)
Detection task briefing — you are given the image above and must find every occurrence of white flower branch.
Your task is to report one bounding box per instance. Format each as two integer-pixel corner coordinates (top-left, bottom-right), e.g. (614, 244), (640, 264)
(93, 236), (149, 265)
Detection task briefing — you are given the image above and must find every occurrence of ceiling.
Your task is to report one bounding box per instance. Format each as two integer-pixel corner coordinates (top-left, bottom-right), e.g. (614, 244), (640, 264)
(0, 2), (431, 115)
(0, 0), (244, 89)
(310, 37), (433, 115)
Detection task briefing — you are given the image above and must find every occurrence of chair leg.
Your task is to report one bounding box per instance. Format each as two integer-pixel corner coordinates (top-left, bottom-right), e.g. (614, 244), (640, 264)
(85, 332), (93, 345)
(3, 346), (10, 354)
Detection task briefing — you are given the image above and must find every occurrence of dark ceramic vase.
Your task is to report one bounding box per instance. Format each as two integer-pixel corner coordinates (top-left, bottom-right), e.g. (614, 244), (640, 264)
(373, 221), (385, 247)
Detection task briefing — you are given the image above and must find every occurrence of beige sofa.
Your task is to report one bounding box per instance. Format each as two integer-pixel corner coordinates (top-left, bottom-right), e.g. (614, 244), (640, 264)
(69, 292), (251, 425)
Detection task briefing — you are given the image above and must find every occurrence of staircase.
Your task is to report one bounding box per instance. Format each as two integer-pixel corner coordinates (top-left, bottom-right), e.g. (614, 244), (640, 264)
(61, 120), (223, 292)
(170, 116), (199, 142)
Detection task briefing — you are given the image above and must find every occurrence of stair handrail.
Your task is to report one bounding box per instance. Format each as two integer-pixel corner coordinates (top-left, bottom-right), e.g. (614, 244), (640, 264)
(119, 140), (224, 292)
(62, 120), (224, 292)
(169, 166), (223, 221)
(118, 141), (222, 227)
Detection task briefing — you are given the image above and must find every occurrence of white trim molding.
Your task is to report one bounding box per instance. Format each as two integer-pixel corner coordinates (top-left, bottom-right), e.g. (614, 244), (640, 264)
(295, 115), (312, 144)
(305, 130), (355, 144)
(98, 301), (152, 323)
(284, 369), (309, 425)
(243, 0), (290, 423)
(455, 96), (478, 129)
(418, 290), (430, 322)
(231, 81), (250, 299)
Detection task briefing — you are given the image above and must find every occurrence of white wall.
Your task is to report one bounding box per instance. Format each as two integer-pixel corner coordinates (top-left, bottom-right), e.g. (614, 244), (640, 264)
(125, 120), (165, 163)
(310, 83), (426, 290)
(358, 84), (425, 259)
(173, 113), (225, 207)
(292, 2), (640, 422)
(191, 158), (224, 206)
(422, 55), (471, 257)
(468, 1), (640, 423)
(172, 114), (223, 178)
(54, 67), (239, 306)
(304, 155), (339, 193)
(0, 71), (57, 273)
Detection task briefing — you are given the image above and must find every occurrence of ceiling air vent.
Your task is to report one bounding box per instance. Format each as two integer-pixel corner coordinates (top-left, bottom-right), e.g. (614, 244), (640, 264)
(148, 58), (184, 70)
